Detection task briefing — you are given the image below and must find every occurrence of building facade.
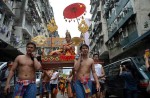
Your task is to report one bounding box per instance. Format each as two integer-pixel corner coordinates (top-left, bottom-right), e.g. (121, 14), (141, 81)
(89, 0), (109, 64)
(0, 0), (57, 61)
(89, 0), (150, 63)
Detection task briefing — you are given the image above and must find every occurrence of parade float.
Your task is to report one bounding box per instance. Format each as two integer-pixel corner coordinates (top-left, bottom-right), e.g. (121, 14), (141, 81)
(31, 3), (89, 69)
(32, 31), (83, 69)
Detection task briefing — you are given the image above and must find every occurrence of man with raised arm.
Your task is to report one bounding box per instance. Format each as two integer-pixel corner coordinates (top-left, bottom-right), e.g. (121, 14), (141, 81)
(5, 42), (42, 98)
(74, 44), (100, 98)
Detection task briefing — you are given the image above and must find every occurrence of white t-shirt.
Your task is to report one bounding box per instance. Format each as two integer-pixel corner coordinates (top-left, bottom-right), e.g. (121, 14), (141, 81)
(90, 64), (102, 81)
(50, 71), (59, 84)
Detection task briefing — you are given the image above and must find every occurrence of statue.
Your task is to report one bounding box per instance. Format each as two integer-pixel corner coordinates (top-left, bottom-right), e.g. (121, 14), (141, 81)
(50, 30), (75, 56)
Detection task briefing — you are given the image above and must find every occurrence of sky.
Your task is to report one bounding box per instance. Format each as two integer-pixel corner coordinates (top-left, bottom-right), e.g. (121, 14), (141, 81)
(49, 0), (91, 38)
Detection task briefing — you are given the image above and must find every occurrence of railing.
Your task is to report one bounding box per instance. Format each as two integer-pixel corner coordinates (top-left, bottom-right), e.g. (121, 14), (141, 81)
(107, 0), (130, 25)
(108, 9), (134, 39)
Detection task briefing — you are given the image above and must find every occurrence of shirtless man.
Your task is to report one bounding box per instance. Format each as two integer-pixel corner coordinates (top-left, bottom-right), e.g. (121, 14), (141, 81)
(74, 44), (100, 98)
(4, 42), (41, 98)
(40, 70), (53, 98)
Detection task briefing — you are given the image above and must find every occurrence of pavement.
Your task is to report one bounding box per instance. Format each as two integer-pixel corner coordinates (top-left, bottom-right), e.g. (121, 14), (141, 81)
(36, 91), (68, 98)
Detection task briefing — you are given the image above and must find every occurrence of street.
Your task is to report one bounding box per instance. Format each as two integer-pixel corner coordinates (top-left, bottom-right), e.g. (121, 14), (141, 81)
(36, 91), (68, 98)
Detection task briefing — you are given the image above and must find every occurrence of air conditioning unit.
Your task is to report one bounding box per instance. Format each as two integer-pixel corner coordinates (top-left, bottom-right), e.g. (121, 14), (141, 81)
(122, 32), (128, 38)
(115, 41), (120, 47)
(108, 40), (111, 45)
(119, 28), (123, 33)
(123, 8), (128, 13)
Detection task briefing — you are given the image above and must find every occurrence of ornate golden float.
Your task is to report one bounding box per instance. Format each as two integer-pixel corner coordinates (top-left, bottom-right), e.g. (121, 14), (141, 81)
(41, 55), (75, 69)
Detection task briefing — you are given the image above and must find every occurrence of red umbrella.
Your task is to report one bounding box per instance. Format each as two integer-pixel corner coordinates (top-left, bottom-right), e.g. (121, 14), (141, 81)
(63, 3), (86, 23)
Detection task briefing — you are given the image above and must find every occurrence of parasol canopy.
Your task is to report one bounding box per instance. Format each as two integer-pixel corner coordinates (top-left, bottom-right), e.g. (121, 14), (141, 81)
(63, 3), (86, 22)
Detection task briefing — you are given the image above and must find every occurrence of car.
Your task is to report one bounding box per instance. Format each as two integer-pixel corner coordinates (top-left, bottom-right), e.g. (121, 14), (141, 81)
(0, 62), (8, 80)
(0, 62), (7, 70)
(104, 57), (150, 98)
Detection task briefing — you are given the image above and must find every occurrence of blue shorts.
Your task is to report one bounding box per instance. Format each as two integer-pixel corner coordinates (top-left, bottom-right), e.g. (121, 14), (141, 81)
(71, 81), (75, 93)
(14, 83), (37, 98)
(74, 80), (92, 98)
(40, 82), (51, 94)
(50, 84), (57, 93)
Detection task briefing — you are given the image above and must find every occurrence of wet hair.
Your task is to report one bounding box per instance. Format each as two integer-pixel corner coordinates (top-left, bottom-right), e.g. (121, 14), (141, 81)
(80, 44), (89, 50)
(26, 42), (36, 49)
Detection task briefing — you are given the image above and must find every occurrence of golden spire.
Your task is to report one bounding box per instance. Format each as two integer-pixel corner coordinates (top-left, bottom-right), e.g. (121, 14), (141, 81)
(78, 19), (89, 33)
(47, 17), (58, 33)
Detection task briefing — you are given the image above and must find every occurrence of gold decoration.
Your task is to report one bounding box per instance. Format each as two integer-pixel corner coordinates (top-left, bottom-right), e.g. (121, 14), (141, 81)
(71, 37), (82, 46)
(78, 19), (89, 33)
(47, 17), (58, 33)
(31, 35), (46, 45)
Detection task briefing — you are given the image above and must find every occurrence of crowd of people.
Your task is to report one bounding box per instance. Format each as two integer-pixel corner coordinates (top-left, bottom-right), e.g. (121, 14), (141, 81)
(0, 30), (150, 98)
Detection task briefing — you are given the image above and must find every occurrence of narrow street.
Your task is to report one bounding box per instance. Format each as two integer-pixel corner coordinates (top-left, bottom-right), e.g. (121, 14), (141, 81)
(0, 0), (150, 98)
(36, 91), (68, 98)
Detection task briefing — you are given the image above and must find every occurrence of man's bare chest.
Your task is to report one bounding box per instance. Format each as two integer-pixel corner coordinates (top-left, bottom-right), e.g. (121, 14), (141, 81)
(19, 58), (33, 67)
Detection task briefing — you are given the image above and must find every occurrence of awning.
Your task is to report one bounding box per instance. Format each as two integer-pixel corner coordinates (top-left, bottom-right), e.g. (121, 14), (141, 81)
(123, 30), (150, 50)
(0, 40), (23, 61)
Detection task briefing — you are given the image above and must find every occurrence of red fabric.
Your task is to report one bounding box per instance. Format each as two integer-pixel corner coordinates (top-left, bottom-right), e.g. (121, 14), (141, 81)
(60, 55), (75, 61)
(63, 3), (86, 19)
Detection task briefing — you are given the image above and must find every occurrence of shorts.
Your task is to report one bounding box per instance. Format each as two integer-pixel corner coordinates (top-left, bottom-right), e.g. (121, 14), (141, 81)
(40, 82), (51, 94)
(74, 80), (92, 98)
(50, 84), (57, 93)
(14, 83), (37, 98)
(71, 81), (75, 93)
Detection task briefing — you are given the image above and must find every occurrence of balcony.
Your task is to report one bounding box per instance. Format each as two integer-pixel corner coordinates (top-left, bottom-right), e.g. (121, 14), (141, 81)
(22, 21), (33, 36)
(107, 0), (130, 25)
(108, 8), (134, 39)
(120, 37), (129, 47)
(89, 41), (96, 51)
(92, 10), (101, 21)
(123, 30), (150, 50)
(99, 44), (109, 59)
(30, 1), (42, 23)
(90, 3), (99, 14)
(90, 0), (99, 4)
(0, 0), (15, 16)
(120, 30), (138, 48)
(93, 21), (102, 34)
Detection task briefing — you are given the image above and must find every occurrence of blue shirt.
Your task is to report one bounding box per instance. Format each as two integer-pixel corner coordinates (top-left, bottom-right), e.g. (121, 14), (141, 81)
(120, 71), (137, 91)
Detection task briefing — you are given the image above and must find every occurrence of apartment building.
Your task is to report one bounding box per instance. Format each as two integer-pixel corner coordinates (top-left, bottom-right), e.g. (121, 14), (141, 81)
(103, 0), (150, 61)
(89, 0), (109, 63)
(89, 0), (150, 62)
(0, 0), (57, 61)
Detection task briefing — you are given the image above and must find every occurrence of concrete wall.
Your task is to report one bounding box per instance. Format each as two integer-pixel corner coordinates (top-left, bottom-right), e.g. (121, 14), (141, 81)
(134, 0), (150, 35)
